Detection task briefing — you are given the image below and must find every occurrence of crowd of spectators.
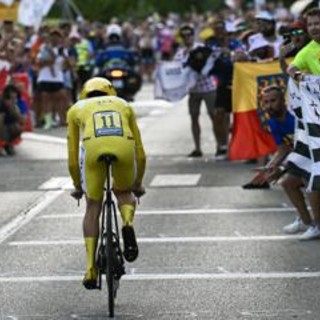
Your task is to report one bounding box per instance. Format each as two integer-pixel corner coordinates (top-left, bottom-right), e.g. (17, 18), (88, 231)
(0, 2), (304, 156)
(1, 1), (320, 239)
(0, 0), (314, 159)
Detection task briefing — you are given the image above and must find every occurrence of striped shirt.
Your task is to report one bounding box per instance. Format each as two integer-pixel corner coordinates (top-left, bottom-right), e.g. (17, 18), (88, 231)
(174, 42), (216, 94)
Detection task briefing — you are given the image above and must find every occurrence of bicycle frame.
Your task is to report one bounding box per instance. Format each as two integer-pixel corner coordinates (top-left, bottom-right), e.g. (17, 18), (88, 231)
(96, 154), (122, 318)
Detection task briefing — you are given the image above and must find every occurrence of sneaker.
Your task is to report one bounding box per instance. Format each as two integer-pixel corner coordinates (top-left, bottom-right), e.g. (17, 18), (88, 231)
(215, 146), (228, 160)
(242, 182), (270, 189)
(299, 225), (320, 241)
(42, 113), (53, 130)
(51, 119), (60, 128)
(122, 225), (139, 262)
(0, 148), (7, 157)
(82, 267), (98, 290)
(42, 122), (53, 130)
(187, 150), (202, 158)
(283, 218), (309, 234)
(244, 159), (258, 164)
(4, 145), (15, 156)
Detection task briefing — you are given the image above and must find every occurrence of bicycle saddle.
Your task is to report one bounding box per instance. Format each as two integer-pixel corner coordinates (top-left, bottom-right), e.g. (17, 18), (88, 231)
(98, 154), (118, 164)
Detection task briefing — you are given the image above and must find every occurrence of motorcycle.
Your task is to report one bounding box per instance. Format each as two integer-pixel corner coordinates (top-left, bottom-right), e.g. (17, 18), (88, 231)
(98, 58), (142, 101)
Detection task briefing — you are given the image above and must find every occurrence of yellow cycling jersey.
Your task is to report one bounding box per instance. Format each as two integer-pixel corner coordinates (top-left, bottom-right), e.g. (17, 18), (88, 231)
(67, 95), (146, 192)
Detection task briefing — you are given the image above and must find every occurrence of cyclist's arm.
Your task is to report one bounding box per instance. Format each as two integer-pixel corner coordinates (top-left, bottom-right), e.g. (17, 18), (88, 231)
(67, 106), (82, 190)
(128, 106), (146, 188)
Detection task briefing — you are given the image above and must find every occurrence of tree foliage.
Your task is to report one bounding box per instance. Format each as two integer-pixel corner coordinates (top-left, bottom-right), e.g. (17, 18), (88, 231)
(49, 0), (297, 23)
(71, 0), (225, 22)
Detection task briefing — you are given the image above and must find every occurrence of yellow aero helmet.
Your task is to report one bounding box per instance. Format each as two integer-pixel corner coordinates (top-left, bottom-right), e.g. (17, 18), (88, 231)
(80, 77), (117, 99)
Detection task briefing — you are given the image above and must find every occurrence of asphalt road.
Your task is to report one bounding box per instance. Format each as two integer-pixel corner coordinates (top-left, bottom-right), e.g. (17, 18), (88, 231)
(0, 84), (319, 320)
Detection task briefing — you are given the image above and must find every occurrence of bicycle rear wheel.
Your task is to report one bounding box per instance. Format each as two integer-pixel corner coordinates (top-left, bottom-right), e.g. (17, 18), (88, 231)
(106, 203), (115, 317)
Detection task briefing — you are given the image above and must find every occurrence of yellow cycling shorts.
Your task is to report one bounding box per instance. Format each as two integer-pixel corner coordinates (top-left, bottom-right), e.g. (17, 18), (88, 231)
(80, 137), (136, 200)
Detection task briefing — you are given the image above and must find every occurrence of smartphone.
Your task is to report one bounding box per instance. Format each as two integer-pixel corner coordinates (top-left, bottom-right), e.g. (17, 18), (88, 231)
(58, 47), (64, 56)
(282, 33), (292, 45)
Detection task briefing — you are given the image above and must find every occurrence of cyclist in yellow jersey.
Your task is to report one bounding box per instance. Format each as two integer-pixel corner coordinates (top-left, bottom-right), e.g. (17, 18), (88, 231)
(67, 77), (146, 289)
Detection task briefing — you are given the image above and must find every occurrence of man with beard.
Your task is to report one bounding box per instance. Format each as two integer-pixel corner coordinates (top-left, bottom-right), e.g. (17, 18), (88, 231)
(286, 8), (320, 240)
(248, 85), (320, 240)
(279, 21), (310, 75)
(244, 85), (294, 189)
(254, 11), (282, 58)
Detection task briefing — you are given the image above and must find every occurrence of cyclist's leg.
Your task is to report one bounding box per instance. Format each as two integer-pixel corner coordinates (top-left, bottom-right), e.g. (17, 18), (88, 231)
(113, 190), (139, 262)
(114, 190), (136, 226)
(83, 196), (103, 287)
(81, 147), (106, 288)
(112, 154), (139, 262)
(111, 144), (136, 226)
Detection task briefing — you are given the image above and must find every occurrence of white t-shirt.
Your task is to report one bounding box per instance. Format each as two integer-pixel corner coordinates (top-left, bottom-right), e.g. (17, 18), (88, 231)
(37, 45), (67, 83)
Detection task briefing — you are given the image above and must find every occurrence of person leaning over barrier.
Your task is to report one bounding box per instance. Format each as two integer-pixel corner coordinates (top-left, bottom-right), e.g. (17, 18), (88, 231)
(255, 85), (319, 240)
(67, 77), (146, 289)
(243, 85), (294, 189)
(286, 7), (320, 240)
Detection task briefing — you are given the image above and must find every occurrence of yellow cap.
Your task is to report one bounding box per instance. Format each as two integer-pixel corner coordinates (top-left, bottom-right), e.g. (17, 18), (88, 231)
(199, 27), (215, 41)
(80, 77), (117, 99)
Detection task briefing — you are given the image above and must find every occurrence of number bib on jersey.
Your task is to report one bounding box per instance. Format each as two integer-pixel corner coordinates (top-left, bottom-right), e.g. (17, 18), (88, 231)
(93, 111), (123, 137)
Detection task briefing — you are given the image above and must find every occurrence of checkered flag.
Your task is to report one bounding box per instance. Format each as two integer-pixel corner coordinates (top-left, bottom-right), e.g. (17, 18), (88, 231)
(300, 76), (320, 191)
(286, 78), (312, 187)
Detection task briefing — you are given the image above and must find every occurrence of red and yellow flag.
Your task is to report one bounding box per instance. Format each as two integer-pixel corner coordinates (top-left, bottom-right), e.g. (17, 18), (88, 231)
(0, 1), (18, 22)
(229, 61), (287, 160)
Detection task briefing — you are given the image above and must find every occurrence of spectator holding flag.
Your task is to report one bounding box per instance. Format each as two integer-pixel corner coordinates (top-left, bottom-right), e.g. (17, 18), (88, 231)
(206, 18), (243, 159)
(173, 24), (217, 158)
(242, 85), (294, 189)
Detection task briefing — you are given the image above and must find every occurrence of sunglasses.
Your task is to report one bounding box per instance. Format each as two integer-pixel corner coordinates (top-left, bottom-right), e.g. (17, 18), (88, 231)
(291, 29), (305, 36)
(181, 33), (193, 38)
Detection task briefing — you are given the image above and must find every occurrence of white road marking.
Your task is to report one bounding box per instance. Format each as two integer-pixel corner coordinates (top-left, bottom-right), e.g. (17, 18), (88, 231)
(234, 231), (242, 237)
(1, 271), (320, 282)
(8, 235), (301, 246)
(39, 206), (296, 219)
(38, 177), (73, 190)
(239, 309), (313, 317)
(22, 132), (67, 144)
(133, 207), (296, 214)
(149, 109), (166, 116)
(150, 174), (201, 187)
(217, 267), (229, 273)
(132, 100), (173, 109)
(0, 191), (63, 244)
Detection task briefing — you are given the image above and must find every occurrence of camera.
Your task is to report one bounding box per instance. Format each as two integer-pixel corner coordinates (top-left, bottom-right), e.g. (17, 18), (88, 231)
(282, 33), (292, 45)
(58, 47), (64, 56)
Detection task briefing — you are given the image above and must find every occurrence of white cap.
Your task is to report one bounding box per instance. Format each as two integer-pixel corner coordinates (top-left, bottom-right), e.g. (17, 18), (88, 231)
(156, 22), (165, 29)
(166, 20), (175, 28)
(248, 33), (270, 53)
(255, 11), (275, 21)
(107, 24), (122, 37)
(225, 21), (236, 33)
(69, 30), (81, 39)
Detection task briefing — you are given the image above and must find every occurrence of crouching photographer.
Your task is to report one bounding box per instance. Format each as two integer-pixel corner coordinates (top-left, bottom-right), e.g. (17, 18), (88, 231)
(0, 85), (24, 156)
